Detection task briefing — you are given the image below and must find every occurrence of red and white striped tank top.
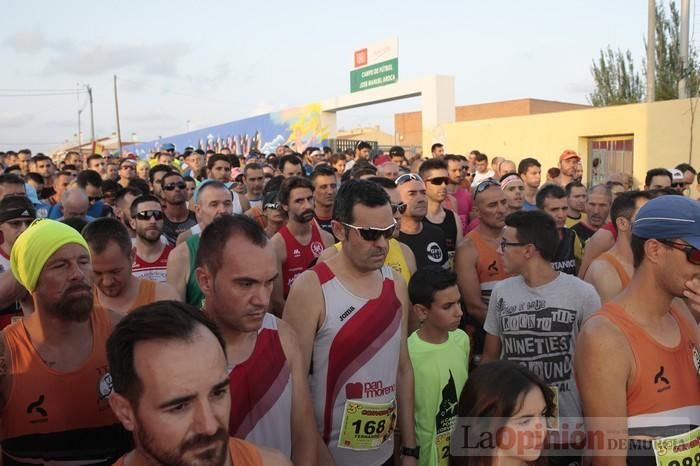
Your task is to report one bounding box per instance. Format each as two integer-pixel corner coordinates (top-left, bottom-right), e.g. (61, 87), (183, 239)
(132, 244), (173, 283)
(310, 262), (402, 466)
(228, 313), (293, 457)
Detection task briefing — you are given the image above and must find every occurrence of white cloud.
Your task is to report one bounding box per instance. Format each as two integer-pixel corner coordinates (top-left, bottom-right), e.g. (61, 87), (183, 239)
(45, 42), (190, 76)
(5, 31), (45, 53)
(0, 112), (35, 128)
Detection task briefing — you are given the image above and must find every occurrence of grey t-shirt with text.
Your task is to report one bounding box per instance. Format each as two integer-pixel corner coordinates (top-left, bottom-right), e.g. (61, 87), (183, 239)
(484, 273), (601, 424)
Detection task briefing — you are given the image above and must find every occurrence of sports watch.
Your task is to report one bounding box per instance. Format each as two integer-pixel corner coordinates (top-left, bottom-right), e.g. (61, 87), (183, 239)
(401, 446), (420, 459)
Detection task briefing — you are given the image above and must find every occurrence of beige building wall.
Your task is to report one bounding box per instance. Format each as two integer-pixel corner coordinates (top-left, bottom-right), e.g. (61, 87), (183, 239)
(426, 98), (700, 187)
(396, 98), (591, 148)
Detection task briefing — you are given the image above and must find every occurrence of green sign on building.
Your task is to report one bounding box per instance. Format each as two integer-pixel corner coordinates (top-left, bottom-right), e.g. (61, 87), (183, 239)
(350, 57), (399, 93)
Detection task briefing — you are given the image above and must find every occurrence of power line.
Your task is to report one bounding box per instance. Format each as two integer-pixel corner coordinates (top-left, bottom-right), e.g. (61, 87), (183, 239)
(0, 91), (86, 97)
(0, 88), (83, 92)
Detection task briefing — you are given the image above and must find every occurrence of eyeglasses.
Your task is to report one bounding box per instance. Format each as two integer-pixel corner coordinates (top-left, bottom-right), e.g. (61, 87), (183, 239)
(342, 220), (397, 241)
(474, 179), (501, 199)
(88, 195), (102, 202)
(395, 173), (422, 186)
(264, 173), (274, 179)
(500, 238), (528, 250)
(671, 182), (686, 189)
(464, 172), (473, 177)
(658, 239), (700, 265)
(135, 210), (164, 221)
(163, 182), (186, 191)
(426, 177), (450, 186)
(391, 202), (407, 215)
(264, 202), (281, 210)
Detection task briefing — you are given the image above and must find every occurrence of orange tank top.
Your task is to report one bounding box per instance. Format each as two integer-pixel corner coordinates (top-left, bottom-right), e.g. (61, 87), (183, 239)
(1, 305), (132, 464)
(598, 303), (700, 437)
(599, 253), (631, 289)
(112, 437), (263, 466)
(466, 230), (510, 304)
(129, 279), (157, 313)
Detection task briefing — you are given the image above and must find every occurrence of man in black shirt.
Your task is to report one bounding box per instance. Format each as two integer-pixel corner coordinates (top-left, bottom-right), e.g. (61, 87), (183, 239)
(161, 172), (197, 244)
(396, 173), (448, 269)
(537, 184), (578, 275)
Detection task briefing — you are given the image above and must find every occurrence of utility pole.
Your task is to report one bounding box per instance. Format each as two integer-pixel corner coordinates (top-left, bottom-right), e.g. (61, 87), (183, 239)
(647, 0), (656, 102)
(679, 0), (690, 98)
(77, 109), (82, 148)
(114, 75), (123, 156)
(87, 85), (96, 147)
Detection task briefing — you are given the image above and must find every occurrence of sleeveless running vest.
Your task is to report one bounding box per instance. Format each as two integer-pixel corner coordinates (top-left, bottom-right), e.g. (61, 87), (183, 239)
(398, 223), (448, 270)
(552, 227), (577, 275)
(424, 209), (458, 252)
(94, 279), (157, 315)
(280, 223), (325, 297)
(162, 210), (197, 245)
(185, 234), (204, 308)
(112, 437), (262, 466)
(599, 253), (631, 289)
(310, 262), (402, 466)
(0, 249), (21, 329)
(1, 305), (132, 465)
(334, 239), (412, 283)
(228, 313), (293, 457)
(132, 244), (173, 283)
(466, 230), (510, 305)
(598, 304), (700, 438)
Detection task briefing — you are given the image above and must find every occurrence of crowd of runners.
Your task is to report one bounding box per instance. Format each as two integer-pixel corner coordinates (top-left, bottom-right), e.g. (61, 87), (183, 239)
(0, 142), (697, 466)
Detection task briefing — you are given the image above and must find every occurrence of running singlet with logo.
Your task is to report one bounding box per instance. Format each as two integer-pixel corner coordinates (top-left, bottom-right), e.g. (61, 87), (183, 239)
(228, 313), (293, 457)
(334, 239), (411, 284)
(466, 230), (510, 305)
(398, 223), (448, 270)
(1, 305), (133, 465)
(598, 304), (700, 466)
(552, 227), (577, 275)
(162, 210), (197, 245)
(311, 262), (402, 466)
(0, 249), (21, 329)
(112, 437), (263, 466)
(280, 223), (325, 297)
(132, 244), (173, 283)
(424, 209), (458, 270)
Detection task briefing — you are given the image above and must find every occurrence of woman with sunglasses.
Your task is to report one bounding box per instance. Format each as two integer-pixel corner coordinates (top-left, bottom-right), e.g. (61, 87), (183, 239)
(449, 361), (554, 466)
(576, 195), (700, 466)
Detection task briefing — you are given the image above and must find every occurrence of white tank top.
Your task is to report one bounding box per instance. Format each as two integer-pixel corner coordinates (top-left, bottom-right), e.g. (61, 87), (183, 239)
(310, 262), (402, 466)
(227, 314), (293, 456)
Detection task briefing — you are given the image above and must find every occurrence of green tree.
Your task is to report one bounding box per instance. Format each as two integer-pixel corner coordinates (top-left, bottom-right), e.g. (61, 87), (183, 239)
(588, 47), (644, 106)
(588, 0), (700, 106)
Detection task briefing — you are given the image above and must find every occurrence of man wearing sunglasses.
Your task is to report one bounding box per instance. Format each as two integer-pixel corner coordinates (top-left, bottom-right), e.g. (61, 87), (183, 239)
(85, 218), (179, 315)
(0, 195), (35, 327)
(396, 172), (448, 271)
(454, 179), (510, 361)
(483, 211), (601, 466)
(576, 195), (700, 466)
(419, 159), (463, 269)
(160, 171), (197, 245)
(270, 176), (335, 315)
(284, 179), (418, 466)
(130, 194), (174, 284)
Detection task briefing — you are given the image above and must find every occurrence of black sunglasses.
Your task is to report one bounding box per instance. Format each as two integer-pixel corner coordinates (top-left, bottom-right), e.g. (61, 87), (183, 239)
(135, 210), (164, 221)
(163, 182), (186, 191)
(395, 173), (422, 186)
(500, 238), (529, 250)
(342, 220), (397, 241)
(473, 179), (501, 199)
(658, 239), (700, 265)
(426, 177), (450, 186)
(88, 195), (102, 202)
(391, 202), (407, 215)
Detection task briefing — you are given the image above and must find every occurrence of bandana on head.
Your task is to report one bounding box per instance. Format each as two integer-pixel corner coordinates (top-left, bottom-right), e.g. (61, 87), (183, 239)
(10, 219), (90, 292)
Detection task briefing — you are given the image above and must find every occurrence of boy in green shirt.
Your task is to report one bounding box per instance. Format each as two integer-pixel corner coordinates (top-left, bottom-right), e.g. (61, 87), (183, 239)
(408, 266), (470, 466)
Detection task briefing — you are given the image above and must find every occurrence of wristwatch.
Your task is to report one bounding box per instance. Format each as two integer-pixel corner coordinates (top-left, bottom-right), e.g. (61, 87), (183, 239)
(401, 446), (420, 459)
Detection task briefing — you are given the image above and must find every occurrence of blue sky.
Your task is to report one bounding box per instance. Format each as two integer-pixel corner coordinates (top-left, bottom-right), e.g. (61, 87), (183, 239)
(0, 0), (682, 152)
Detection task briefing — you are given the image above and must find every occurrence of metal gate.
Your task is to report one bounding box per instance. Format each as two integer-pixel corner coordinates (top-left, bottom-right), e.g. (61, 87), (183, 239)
(588, 136), (634, 186)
